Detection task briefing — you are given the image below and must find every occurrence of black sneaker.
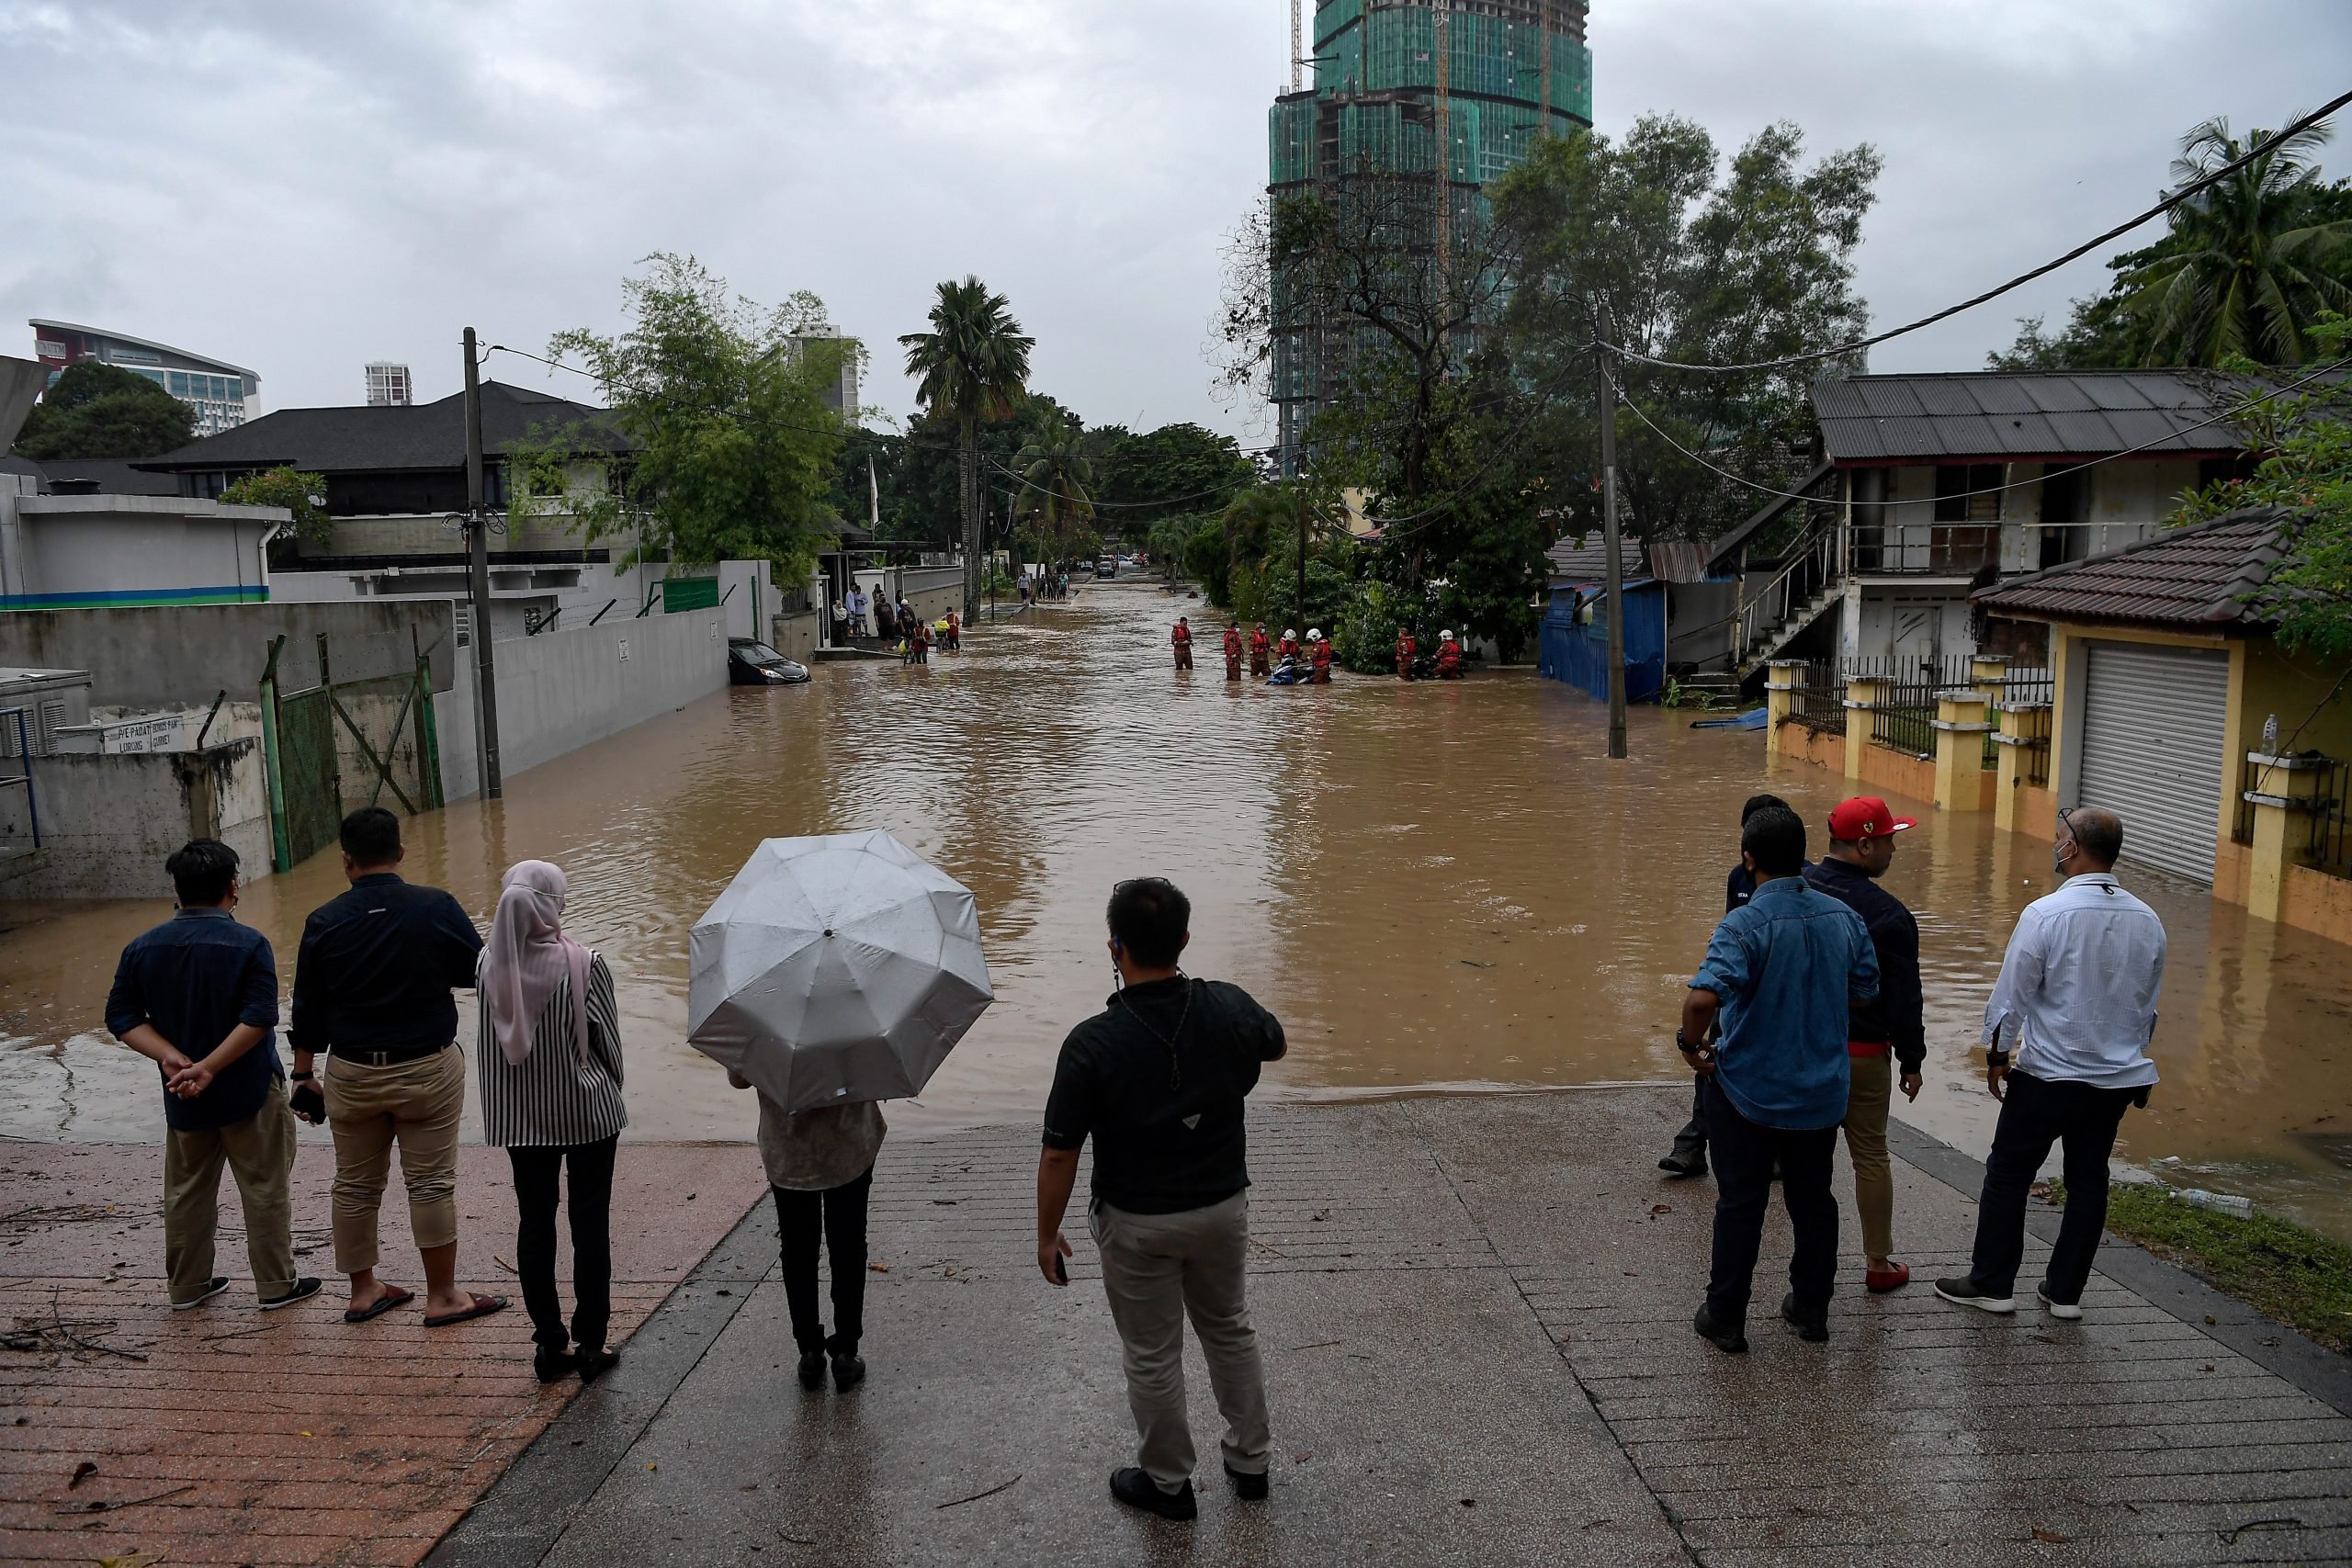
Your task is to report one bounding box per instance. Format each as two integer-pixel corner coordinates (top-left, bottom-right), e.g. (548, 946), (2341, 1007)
(1226, 1463), (1270, 1501)
(534, 1346), (577, 1383)
(575, 1346), (620, 1382)
(171, 1276), (230, 1311)
(259, 1277), (322, 1312)
(1779, 1292), (1829, 1342)
(1111, 1467), (1197, 1520)
(831, 1351), (865, 1393)
(797, 1350), (828, 1390)
(1933, 1277), (2016, 1314)
(1692, 1304), (1747, 1354)
(1657, 1149), (1707, 1178)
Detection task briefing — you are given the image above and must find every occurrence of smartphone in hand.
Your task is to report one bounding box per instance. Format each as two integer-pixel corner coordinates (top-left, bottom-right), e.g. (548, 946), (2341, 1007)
(289, 1081), (327, 1123)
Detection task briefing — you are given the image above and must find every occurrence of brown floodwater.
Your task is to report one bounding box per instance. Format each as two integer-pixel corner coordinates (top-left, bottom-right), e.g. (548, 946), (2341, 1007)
(6, 581), (2351, 1238)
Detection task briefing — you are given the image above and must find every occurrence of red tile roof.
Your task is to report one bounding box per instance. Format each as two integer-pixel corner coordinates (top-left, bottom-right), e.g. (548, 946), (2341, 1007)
(1971, 509), (2291, 627)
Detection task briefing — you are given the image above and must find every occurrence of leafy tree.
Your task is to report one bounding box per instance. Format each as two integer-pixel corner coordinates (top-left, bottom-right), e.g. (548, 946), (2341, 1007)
(1217, 483), (1355, 633)
(219, 467), (331, 544)
(1493, 115), (1881, 548)
(1093, 423), (1259, 524)
(901, 277), (1034, 615)
(11, 360), (195, 459)
(1012, 416), (1099, 571)
(548, 253), (847, 580)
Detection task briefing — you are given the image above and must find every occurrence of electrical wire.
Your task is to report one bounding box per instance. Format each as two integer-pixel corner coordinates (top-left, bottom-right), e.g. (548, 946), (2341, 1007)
(1601, 355), (2351, 510)
(1599, 88), (2352, 377)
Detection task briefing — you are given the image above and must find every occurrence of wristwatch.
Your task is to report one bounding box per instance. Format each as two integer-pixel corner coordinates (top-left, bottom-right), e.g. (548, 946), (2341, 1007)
(1984, 1048), (2011, 1066)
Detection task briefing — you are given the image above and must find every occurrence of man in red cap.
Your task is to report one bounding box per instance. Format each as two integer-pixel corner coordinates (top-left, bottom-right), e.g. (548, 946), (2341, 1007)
(1804, 796), (1926, 1294)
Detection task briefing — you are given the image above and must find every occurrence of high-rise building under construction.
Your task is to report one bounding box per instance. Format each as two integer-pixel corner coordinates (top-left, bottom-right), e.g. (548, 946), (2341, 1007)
(1266, 1), (1592, 462)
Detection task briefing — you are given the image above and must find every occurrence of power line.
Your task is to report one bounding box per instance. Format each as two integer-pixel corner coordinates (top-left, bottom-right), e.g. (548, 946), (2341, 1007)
(1600, 89), (2352, 377)
(1600, 355), (2351, 509)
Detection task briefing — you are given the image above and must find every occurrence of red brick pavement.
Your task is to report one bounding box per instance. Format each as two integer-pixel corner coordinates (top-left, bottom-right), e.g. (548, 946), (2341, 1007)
(0, 1140), (763, 1565)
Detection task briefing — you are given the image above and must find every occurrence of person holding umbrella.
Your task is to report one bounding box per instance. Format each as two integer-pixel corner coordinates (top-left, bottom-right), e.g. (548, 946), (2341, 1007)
(478, 861), (628, 1384)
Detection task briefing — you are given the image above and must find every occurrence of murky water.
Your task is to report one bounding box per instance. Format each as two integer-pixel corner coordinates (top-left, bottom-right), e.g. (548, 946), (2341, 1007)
(6, 582), (2350, 1238)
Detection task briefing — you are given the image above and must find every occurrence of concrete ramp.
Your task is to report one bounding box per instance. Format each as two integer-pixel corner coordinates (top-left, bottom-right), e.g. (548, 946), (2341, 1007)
(0, 356), (45, 452)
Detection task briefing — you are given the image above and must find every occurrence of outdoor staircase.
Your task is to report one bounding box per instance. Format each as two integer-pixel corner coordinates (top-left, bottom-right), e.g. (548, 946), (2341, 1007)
(1733, 581), (1845, 679)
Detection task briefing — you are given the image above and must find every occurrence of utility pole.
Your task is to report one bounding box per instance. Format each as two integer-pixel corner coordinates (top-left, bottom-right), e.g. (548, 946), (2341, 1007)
(1595, 299), (1628, 761)
(1295, 494), (1308, 642)
(462, 327), (503, 798)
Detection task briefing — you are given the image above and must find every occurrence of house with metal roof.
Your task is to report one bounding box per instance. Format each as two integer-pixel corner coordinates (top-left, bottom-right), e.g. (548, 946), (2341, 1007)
(1704, 369), (2263, 682)
(1968, 509), (2351, 940)
(1537, 532), (1740, 704)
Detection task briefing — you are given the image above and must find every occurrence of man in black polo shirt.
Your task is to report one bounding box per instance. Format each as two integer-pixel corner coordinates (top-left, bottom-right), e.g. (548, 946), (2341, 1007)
(107, 839), (321, 1313)
(290, 807), (503, 1327)
(1036, 878), (1285, 1521)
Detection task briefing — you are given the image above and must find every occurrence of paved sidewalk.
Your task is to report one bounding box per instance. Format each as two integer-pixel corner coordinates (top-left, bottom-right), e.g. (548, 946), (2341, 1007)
(0, 1141), (763, 1566)
(435, 1089), (2352, 1566)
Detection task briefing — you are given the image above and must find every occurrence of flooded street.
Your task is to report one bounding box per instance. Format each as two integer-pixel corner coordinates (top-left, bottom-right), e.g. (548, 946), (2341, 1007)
(6, 581), (2351, 1238)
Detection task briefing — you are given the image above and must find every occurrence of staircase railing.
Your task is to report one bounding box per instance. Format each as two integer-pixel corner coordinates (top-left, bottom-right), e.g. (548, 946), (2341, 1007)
(1728, 517), (1840, 671)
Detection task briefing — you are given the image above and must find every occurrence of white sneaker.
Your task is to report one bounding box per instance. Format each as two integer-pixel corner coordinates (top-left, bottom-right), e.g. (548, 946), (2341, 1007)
(2037, 1283), (2083, 1321)
(1933, 1277), (2016, 1314)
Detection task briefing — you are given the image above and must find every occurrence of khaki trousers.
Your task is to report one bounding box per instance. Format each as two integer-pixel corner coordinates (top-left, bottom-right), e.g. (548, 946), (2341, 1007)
(1090, 1191), (1272, 1490)
(1842, 1051), (1894, 1261)
(164, 1078), (299, 1304)
(323, 1046), (465, 1275)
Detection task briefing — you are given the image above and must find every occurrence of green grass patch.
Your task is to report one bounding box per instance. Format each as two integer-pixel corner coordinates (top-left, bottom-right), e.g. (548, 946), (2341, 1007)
(2049, 1180), (2352, 1353)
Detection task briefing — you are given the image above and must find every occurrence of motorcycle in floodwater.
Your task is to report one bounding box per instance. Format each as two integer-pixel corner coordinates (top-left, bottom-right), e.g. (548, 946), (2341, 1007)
(1265, 657), (1313, 686)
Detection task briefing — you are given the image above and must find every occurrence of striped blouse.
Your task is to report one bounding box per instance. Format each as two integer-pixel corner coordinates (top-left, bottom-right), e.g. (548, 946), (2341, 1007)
(477, 951), (629, 1148)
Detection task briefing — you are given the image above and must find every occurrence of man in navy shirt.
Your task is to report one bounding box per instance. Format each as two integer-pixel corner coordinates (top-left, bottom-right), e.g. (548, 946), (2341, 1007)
(107, 840), (320, 1312)
(1680, 806), (1878, 1352)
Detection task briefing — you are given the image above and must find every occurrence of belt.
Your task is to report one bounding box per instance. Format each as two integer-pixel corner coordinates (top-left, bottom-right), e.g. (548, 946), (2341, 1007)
(1848, 1040), (1889, 1058)
(332, 1042), (452, 1068)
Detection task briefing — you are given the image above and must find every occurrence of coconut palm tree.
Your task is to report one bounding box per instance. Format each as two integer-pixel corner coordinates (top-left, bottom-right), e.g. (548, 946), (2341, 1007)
(900, 278), (1034, 615)
(2126, 115), (2352, 367)
(1012, 418), (1096, 576)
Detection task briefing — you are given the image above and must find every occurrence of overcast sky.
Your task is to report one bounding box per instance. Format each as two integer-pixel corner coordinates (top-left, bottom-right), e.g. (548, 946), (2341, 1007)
(6, 1), (2348, 445)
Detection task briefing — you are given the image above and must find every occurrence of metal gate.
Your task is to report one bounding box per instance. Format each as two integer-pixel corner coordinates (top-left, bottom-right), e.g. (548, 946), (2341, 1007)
(2077, 640), (2230, 884)
(261, 634), (444, 872)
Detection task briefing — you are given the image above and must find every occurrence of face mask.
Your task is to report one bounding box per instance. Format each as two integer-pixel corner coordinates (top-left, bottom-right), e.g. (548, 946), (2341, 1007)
(2052, 846), (2071, 878)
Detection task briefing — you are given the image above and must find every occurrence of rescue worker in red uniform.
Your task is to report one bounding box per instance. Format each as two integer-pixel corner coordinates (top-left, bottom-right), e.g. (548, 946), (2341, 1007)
(1396, 626), (1417, 681)
(1170, 616), (1193, 671)
(944, 609), (961, 652)
(1223, 623), (1244, 682)
(1435, 629), (1464, 680)
(1250, 624), (1272, 678)
(1277, 628), (1300, 666)
(1309, 628), (1333, 684)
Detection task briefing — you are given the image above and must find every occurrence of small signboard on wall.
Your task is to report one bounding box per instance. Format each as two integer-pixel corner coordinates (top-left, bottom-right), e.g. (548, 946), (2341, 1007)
(661, 577), (720, 613)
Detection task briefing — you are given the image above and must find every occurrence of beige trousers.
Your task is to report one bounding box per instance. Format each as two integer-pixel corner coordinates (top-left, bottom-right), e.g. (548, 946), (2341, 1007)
(1090, 1190), (1272, 1490)
(164, 1078), (299, 1304)
(1842, 1051), (1894, 1261)
(323, 1046), (465, 1275)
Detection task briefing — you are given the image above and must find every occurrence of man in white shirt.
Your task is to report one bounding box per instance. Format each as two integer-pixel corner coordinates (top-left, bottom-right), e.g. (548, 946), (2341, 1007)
(1938, 807), (2165, 1320)
(846, 585), (867, 641)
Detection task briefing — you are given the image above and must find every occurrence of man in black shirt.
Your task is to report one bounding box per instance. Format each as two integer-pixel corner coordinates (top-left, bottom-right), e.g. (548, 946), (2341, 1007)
(1660, 794), (1792, 1178)
(290, 807), (502, 1328)
(1804, 796), (1927, 1293)
(1037, 878), (1284, 1522)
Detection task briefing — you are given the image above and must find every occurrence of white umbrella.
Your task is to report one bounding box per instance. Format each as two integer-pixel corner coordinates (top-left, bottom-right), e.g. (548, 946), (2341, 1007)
(687, 830), (992, 1114)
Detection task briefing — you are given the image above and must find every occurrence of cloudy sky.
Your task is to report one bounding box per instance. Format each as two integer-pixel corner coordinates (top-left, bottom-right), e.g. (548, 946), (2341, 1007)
(6, 1), (2348, 444)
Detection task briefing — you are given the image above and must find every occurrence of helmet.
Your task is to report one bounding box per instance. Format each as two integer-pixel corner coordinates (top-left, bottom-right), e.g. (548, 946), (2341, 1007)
(1306, 628), (1322, 641)
(1440, 629), (1454, 640)
(1284, 629), (1297, 639)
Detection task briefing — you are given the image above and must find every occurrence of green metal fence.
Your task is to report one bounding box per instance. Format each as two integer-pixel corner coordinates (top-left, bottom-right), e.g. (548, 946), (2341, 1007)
(260, 634), (443, 873)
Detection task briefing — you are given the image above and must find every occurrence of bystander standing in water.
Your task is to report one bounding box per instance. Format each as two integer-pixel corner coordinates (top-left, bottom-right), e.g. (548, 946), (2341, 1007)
(479, 860), (628, 1383)
(107, 839), (321, 1314)
(1682, 806), (1878, 1352)
(846, 584), (867, 644)
(1036, 878), (1283, 1521)
(1939, 807), (2164, 1321)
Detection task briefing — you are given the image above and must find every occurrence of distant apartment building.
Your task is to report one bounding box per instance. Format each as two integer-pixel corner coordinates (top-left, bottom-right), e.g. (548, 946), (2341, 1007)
(793, 329), (861, 425)
(28, 320), (259, 435)
(365, 363), (414, 406)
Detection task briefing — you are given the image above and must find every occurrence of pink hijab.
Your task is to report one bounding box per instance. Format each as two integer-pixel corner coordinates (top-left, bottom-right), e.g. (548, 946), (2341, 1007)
(482, 861), (593, 1066)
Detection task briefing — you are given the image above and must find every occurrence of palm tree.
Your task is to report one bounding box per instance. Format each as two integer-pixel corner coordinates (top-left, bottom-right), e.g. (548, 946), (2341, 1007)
(2126, 115), (2352, 367)
(900, 278), (1034, 615)
(1012, 418), (1096, 576)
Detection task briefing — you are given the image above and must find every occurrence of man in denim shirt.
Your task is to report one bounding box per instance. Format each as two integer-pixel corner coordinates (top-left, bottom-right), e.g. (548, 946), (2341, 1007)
(107, 840), (320, 1312)
(1679, 806), (1878, 1352)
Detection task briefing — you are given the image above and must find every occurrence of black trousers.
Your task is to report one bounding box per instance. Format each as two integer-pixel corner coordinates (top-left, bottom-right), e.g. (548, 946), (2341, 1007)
(1669, 1073), (1708, 1158)
(1967, 1069), (2138, 1303)
(1702, 1076), (1838, 1323)
(774, 1168), (873, 1356)
(506, 1134), (618, 1354)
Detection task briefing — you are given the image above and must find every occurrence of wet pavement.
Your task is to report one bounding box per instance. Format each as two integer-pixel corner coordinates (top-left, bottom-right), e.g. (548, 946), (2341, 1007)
(429, 1090), (2352, 1568)
(4, 580), (2351, 1238)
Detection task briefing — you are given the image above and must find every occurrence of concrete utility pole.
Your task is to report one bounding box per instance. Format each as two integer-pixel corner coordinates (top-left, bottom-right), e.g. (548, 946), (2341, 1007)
(461, 327), (503, 799)
(1595, 299), (1629, 761)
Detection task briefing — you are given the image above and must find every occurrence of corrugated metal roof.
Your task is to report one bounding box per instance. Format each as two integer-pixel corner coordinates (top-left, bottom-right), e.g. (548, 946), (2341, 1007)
(1546, 531), (1645, 582)
(1811, 369), (2259, 462)
(1970, 508), (2291, 627)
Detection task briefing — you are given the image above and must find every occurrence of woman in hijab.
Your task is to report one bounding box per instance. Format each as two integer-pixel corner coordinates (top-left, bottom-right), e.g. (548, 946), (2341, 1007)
(479, 861), (628, 1383)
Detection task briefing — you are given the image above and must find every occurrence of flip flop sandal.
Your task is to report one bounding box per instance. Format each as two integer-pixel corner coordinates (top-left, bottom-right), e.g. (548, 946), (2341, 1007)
(343, 1286), (414, 1324)
(424, 1292), (509, 1328)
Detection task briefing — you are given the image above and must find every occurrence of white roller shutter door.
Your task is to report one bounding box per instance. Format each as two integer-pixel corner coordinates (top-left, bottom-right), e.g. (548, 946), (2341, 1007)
(2077, 640), (2230, 884)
